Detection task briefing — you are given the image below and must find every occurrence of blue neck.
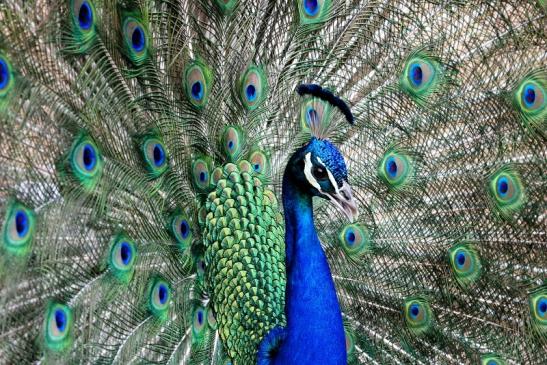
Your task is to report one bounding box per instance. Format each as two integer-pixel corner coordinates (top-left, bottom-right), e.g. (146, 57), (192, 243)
(271, 172), (346, 364)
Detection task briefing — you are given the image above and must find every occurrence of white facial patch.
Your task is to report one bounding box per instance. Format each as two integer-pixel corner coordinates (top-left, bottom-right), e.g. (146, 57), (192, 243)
(304, 153), (322, 192)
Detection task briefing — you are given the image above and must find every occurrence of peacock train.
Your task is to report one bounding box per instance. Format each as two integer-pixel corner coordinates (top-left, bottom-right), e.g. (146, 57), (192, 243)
(0, 0), (546, 364)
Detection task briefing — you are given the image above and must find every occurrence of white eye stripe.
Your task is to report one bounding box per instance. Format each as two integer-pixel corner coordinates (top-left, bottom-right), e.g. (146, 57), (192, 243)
(317, 157), (339, 194)
(304, 153), (322, 193)
(315, 157), (326, 167)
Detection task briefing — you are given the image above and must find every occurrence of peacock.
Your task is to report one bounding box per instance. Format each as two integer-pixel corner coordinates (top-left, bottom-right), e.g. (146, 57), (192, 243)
(0, 0), (546, 364)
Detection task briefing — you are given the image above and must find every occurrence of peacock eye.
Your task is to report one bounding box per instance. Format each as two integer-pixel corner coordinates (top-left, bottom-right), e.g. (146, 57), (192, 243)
(69, 135), (103, 189)
(0, 56), (12, 93)
(185, 61), (212, 108)
(170, 211), (192, 251)
(141, 136), (168, 177)
(192, 305), (208, 338)
(76, 0), (93, 30)
(45, 303), (73, 351)
(147, 277), (171, 320)
(519, 81), (544, 112)
(481, 355), (506, 365)
(108, 235), (137, 283)
(122, 16), (149, 65)
(312, 165), (328, 180)
(222, 126), (244, 162)
(69, 0), (97, 52)
(2, 202), (35, 256)
(299, 0), (330, 24)
(240, 66), (267, 110)
(403, 297), (433, 335)
(529, 289), (547, 331)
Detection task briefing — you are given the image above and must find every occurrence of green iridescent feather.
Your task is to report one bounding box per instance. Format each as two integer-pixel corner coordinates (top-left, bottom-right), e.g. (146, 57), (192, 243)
(201, 161), (285, 363)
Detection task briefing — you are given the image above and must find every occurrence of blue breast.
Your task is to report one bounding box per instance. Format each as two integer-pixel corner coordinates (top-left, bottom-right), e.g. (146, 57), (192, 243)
(265, 178), (346, 365)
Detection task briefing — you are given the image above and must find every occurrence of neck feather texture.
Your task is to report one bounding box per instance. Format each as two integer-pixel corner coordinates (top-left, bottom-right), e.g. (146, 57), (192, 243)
(270, 171), (346, 365)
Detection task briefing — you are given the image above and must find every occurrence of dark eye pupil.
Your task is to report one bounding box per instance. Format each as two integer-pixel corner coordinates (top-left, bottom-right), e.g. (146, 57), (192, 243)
(78, 2), (92, 29)
(15, 211), (27, 236)
(132, 27), (145, 51)
(153, 144), (164, 166)
(55, 309), (66, 331)
(120, 242), (131, 264)
(83, 144), (96, 170)
(246, 84), (256, 99)
(313, 167), (326, 178)
(0, 60), (7, 87)
(192, 82), (202, 98)
(498, 179), (509, 195)
(305, 0), (319, 15)
(347, 232), (355, 243)
(524, 87), (536, 105)
(411, 65), (423, 85)
(538, 299), (547, 314)
(180, 221), (188, 237)
(158, 285), (167, 304)
(307, 109), (318, 124)
(456, 252), (466, 266)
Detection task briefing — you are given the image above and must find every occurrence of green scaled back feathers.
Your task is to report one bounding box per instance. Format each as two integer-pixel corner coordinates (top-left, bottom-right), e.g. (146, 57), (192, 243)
(200, 148), (285, 363)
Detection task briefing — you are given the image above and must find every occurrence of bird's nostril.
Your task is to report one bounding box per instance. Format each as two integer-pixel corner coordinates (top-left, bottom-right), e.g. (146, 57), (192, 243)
(341, 189), (350, 200)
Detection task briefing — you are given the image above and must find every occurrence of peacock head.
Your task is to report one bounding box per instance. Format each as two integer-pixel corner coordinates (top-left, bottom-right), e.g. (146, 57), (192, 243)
(286, 137), (358, 222)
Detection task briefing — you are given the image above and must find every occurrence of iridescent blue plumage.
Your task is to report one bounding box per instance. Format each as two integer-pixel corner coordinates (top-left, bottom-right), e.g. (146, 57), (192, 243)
(260, 136), (357, 365)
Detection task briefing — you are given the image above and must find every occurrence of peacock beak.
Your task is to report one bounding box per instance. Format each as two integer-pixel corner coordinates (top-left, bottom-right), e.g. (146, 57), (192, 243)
(324, 181), (359, 222)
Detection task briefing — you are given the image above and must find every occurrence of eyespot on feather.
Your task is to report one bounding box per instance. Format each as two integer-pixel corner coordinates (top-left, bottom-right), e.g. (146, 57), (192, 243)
(170, 212), (192, 250)
(239, 66), (267, 110)
(2, 201), (35, 256)
(122, 16), (149, 65)
(515, 78), (545, 115)
(298, 0), (331, 24)
(192, 305), (208, 341)
(488, 167), (525, 218)
(400, 54), (442, 101)
(68, 135), (103, 190)
(448, 243), (481, 287)
(378, 150), (412, 188)
(222, 126), (245, 162)
(300, 97), (331, 136)
(338, 224), (372, 257)
(72, 0), (95, 31)
(529, 288), (547, 334)
(403, 297), (433, 335)
(44, 303), (73, 352)
(108, 234), (137, 283)
(185, 60), (212, 109)
(0, 55), (15, 99)
(68, 0), (97, 51)
(141, 136), (168, 177)
(512, 73), (546, 132)
(148, 277), (171, 320)
(191, 156), (212, 191)
(248, 150), (269, 175)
